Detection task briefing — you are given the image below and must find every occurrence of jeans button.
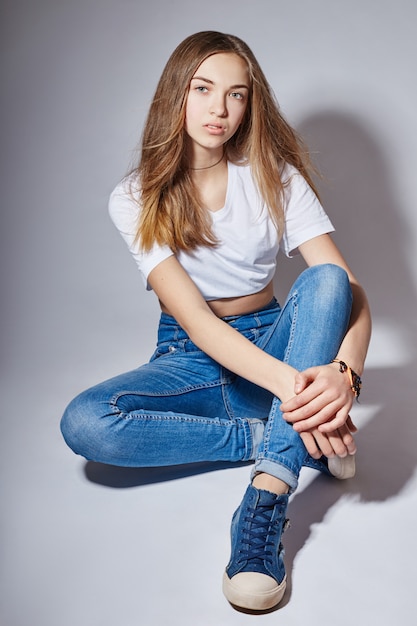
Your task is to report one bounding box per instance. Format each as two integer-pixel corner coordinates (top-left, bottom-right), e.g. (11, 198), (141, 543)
(168, 345), (176, 352)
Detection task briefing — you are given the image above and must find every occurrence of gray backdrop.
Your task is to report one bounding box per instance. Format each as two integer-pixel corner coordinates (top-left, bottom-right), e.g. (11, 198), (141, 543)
(2, 2), (417, 625)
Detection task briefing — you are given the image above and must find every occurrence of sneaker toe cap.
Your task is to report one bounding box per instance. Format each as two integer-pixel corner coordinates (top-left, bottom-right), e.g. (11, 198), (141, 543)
(231, 572), (280, 593)
(223, 571), (286, 610)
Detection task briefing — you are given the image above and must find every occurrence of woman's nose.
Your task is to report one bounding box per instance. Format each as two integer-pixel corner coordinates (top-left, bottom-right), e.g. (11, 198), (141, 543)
(210, 95), (227, 117)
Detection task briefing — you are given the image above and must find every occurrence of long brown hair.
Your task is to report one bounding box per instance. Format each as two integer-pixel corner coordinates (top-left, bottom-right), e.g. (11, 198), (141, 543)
(132, 31), (318, 252)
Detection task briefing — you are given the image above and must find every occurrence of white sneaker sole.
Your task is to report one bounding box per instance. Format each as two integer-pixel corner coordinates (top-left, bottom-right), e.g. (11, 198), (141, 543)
(328, 454), (356, 479)
(222, 570), (286, 611)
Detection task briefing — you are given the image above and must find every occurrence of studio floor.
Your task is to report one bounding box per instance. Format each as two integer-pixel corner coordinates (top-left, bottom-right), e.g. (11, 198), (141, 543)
(1, 320), (416, 626)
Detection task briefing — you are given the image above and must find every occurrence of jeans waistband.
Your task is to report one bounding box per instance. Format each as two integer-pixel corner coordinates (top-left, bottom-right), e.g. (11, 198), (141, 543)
(221, 297), (279, 323)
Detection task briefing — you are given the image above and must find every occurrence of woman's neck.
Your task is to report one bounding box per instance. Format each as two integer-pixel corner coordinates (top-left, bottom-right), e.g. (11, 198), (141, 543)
(187, 141), (225, 170)
(190, 158), (228, 212)
(189, 151), (225, 171)
(190, 157), (228, 185)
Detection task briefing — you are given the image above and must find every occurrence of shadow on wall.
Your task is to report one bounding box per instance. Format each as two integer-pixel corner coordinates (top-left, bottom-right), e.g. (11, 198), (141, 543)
(276, 110), (415, 322)
(273, 110), (417, 606)
(276, 110), (417, 501)
(84, 113), (417, 600)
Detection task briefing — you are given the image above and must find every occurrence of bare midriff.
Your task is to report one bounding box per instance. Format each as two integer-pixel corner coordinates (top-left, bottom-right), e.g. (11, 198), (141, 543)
(160, 281), (275, 319)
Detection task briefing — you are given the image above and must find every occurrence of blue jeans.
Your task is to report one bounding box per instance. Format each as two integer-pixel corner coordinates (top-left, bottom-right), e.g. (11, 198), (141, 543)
(61, 264), (352, 492)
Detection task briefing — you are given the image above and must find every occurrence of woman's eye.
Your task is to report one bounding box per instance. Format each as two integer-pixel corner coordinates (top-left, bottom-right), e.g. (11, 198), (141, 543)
(230, 92), (244, 100)
(195, 86), (208, 93)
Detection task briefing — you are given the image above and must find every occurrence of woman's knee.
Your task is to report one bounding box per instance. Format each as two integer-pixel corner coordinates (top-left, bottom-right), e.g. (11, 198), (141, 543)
(60, 387), (113, 459)
(295, 263), (352, 306)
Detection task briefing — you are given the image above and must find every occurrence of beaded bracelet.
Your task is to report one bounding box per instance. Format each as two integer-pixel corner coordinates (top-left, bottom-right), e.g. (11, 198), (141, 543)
(332, 359), (362, 399)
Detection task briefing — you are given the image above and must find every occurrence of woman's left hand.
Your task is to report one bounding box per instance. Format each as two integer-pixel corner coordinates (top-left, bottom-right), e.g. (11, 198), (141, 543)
(299, 416), (357, 458)
(280, 362), (356, 433)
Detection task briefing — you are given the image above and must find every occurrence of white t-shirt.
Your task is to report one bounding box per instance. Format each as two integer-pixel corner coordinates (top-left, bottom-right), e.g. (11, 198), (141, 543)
(109, 161), (334, 300)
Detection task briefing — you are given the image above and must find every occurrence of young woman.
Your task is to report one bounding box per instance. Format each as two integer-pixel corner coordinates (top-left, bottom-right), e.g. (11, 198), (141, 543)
(61, 31), (371, 611)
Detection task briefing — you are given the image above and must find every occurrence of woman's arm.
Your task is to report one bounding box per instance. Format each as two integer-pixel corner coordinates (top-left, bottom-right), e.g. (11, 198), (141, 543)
(148, 235), (369, 459)
(280, 233), (372, 434)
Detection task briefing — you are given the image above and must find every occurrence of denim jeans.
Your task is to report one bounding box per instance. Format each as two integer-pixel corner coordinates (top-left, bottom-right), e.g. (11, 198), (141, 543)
(61, 264), (352, 492)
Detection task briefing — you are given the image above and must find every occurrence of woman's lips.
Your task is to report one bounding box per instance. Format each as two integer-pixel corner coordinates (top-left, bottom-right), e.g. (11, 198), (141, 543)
(204, 124), (226, 135)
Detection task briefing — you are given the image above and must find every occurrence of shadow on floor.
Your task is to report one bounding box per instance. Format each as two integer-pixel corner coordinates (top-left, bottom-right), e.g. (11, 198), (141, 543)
(84, 458), (253, 487)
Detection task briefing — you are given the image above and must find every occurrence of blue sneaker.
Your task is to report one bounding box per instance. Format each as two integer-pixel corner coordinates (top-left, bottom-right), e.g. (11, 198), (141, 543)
(223, 484), (290, 611)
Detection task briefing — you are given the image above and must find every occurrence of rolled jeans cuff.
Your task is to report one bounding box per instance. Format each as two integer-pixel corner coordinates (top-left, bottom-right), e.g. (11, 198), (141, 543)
(251, 458), (299, 493)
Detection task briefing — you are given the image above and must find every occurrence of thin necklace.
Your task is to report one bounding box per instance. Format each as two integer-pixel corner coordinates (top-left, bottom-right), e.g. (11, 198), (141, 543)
(190, 152), (225, 171)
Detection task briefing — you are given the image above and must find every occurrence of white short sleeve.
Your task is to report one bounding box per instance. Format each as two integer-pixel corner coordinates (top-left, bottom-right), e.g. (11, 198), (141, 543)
(108, 178), (174, 288)
(281, 166), (334, 257)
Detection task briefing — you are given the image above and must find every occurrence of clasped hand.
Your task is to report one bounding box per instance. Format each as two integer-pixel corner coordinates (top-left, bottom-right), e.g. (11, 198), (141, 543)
(280, 363), (357, 460)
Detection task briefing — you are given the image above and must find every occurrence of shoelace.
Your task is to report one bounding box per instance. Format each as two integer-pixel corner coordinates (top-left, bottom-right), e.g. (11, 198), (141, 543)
(237, 504), (287, 567)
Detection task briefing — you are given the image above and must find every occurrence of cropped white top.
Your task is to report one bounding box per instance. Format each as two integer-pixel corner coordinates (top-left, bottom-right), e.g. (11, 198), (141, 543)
(109, 161), (334, 300)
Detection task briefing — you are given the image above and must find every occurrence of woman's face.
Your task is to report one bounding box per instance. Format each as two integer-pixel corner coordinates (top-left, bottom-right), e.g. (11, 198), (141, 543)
(185, 53), (249, 156)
